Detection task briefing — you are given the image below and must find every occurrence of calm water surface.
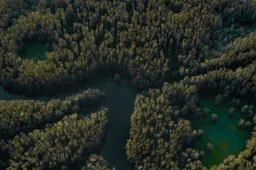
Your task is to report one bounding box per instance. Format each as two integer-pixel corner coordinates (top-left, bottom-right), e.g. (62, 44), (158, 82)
(190, 98), (251, 167)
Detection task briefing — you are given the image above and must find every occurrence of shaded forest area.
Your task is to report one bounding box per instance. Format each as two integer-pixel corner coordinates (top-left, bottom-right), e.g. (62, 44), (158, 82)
(0, 0), (256, 170)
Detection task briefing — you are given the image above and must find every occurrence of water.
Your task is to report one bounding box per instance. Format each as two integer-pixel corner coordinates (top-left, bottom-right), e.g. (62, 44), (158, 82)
(54, 76), (136, 169)
(0, 75), (136, 170)
(0, 86), (24, 100)
(1, 41), (137, 168)
(89, 77), (136, 170)
(190, 98), (251, 167)
(19, 43), (49, 60)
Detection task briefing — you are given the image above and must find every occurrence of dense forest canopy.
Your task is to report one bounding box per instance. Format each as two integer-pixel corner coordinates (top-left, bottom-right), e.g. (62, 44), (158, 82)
(0, 0), (256, 169)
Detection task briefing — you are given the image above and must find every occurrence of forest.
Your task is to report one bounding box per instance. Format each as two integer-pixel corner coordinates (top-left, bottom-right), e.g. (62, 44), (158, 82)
(0, 0), (256, 169)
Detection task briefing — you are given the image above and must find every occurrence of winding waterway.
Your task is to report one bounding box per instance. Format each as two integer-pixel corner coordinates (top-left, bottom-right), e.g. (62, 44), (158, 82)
(5, 42), (254, 169)
(0, 75), (136, 170)
(7, 43), (137, 169)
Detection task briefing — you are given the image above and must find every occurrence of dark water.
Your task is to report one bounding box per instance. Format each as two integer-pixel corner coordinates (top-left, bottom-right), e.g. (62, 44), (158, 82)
(89, 77), (136, 170)
(190, 98), (251, 167)
(0, 86), (25, 100)
(20, 43), (49, 60)
(0, 76), (136, 170)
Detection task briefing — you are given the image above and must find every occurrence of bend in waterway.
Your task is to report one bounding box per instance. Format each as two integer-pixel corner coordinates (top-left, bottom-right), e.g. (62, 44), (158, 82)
(0, 75), (136, 170)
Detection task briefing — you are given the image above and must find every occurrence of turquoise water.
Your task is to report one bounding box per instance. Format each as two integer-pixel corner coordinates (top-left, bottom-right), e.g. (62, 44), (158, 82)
(19, 43), (49, 60)
(190, 98), (251, 167)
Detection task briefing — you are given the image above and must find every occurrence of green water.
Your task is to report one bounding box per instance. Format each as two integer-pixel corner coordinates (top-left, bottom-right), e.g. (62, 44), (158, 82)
(190, 98), (251, 167)
(20, 43), (49, 60)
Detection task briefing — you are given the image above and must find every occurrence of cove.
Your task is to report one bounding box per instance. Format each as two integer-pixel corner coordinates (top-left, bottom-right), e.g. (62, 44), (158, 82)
(0, 75), (136, 170)
(19, 42), (49, 60)
(190, 98), (251, 167)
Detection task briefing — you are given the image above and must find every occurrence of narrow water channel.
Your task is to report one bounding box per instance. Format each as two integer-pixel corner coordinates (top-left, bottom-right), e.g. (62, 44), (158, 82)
(0, 75), (136, 170)
(88, 77), (136, 170)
